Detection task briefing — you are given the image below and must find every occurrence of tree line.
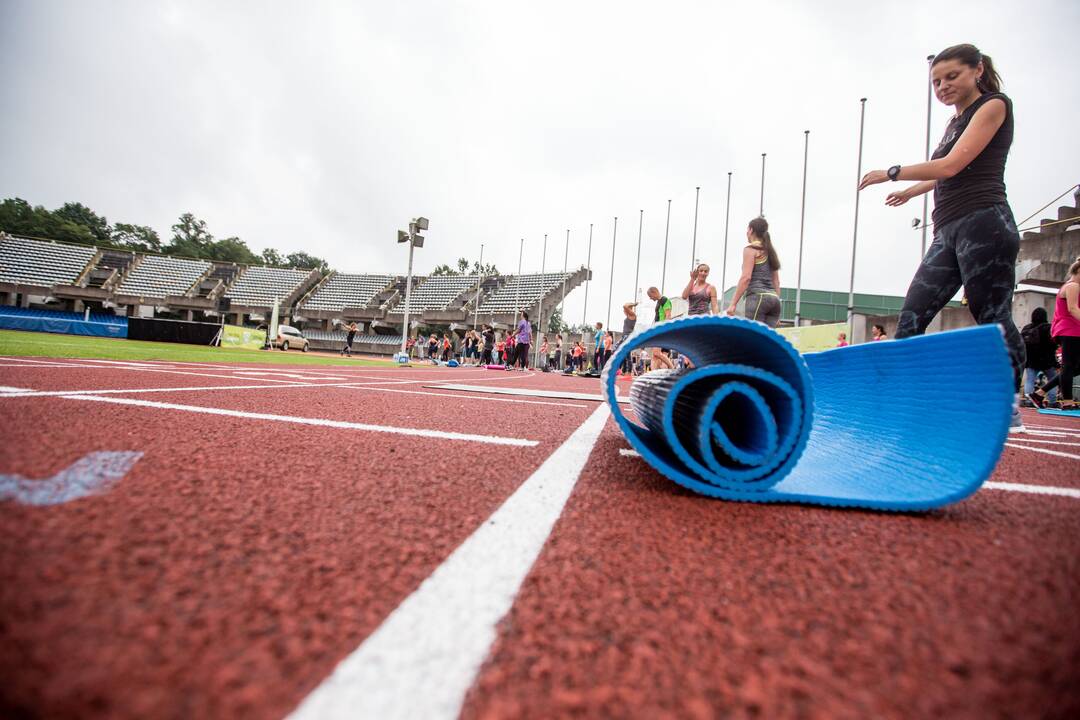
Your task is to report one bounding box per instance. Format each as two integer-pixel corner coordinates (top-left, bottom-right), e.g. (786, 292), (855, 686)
(0, 197), (329, 272)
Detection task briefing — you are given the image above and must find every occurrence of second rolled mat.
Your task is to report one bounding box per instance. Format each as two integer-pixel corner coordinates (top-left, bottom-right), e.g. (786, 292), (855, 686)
(601, 316), (1014, 511)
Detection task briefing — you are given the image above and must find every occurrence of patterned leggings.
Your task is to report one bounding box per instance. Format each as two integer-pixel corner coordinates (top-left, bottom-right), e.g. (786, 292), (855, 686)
(895, 203), (1024, 386)
(745, 292), (782, 328)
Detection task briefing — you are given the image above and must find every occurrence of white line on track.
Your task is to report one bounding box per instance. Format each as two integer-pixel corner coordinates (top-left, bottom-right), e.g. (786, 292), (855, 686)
(1005, 437), (1080, 448)
(338, 384), (588, 408)
(61, 395), (538, 446)
(0, 383), (323, 398)
(982, 481), (1080, 499)
(287, 403), (611, 720)
(620, 448), (1080, 496)
(1004, 442), (1080, 461)
(428, 383), (631, 404)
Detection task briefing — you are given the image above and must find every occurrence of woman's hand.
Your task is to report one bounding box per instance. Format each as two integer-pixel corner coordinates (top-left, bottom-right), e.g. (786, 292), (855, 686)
(858, 169), (889, 190)
(725, 305), (736, 316)
(885, 189), (911, 206)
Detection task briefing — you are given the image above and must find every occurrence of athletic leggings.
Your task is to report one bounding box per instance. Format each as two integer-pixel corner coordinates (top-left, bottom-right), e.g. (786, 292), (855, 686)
(512, 342), (530, 369)
(895, 203), (1024, 386)
(1038, 336), (1079, 401)
(745, 292), (781, 328)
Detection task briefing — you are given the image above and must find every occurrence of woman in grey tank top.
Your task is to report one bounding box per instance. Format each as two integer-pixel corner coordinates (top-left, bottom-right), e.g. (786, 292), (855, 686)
(681, 263), (718, 315)
(726, 217), (782, 327)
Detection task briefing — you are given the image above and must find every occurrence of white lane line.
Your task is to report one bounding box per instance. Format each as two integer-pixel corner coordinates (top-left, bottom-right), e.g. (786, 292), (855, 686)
(1024, 424), (1080, 435)
(288, 403), (611, 720)
(0, 383), (327, 398)
(61, 394), (538, 447)
(1006, 437), (1080, 448)
(0, 386), (32, 393)
(1004, 443), (1080, 461)
(619, 447), (1080, 496)
(428, 383), (630, 404)
(983, 481), (1080, 499)
(339, 384), (588, 408)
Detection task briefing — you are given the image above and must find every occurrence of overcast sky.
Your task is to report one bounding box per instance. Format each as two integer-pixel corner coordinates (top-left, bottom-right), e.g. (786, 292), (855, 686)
(2, 0), (1077, 327)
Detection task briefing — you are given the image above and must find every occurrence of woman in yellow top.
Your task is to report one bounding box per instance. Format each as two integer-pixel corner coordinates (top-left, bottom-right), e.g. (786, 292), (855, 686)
(726, 216), (781, 327)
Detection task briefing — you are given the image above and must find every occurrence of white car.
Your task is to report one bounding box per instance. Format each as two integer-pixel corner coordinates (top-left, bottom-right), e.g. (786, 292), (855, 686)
(273, 324), (310, 352)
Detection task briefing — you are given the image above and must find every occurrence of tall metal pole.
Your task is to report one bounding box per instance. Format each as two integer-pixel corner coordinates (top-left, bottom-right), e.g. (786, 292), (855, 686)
(661, 199), (671, 295)
(535, 233), (547, 368)
(606, 216), (617, 330)
(721, 172), (732, 303)
(634, 209), (643, 305)
(759, 153), (766, 216)
(921, 53), (934, 259)
(795, 130), (809, 326)
(399, 239), (415, 355)
(847, 99), (868, 340)
(690, 186), (701, 268)
(472, 243), (484, 329)
(559, 228), (569, 311)
(582, 223), (593, 327)
(515, 238), (523, 316)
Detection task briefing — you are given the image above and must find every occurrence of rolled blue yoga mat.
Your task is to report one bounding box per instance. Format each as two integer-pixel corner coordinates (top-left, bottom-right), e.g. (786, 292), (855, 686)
(602, 316), (1014, 511)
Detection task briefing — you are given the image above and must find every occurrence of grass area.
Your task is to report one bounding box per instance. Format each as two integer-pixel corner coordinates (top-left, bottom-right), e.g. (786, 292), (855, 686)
(0, 330), (397, 367)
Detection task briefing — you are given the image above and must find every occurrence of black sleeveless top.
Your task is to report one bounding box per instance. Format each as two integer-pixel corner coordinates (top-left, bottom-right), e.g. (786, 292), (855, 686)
(931, 92), (1012, 227)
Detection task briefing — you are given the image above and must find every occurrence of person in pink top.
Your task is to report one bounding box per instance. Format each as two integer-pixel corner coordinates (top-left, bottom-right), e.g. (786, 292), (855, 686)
(836, 332), (849, 348)
(1028, 255), (1080, 411)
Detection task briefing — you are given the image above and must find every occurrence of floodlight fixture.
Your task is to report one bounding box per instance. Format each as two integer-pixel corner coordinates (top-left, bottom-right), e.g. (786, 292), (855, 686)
(414, 217), (429, 231)
(397, 230), (410, 243)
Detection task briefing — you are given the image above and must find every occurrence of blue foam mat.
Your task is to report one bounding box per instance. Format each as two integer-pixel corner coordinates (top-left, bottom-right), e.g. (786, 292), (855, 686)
(1035, 408), (1080, 418)
(601, 316), (1014, 511)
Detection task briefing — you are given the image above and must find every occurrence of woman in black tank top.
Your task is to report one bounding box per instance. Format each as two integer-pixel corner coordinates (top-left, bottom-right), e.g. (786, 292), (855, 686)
(858, 43), (1026, 433)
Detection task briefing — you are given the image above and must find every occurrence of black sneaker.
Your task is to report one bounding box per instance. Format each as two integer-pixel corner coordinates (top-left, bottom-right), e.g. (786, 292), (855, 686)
(1026, 391), (1046, 409)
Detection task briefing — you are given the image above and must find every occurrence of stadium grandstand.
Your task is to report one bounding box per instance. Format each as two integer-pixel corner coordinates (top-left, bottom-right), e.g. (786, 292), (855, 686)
(0, 232), (592, 355)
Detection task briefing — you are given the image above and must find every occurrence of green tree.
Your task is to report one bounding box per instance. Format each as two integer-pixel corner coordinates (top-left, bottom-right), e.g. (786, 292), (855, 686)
(209, 236), (260, 264)
(432, 257), (498, 276)
(111, 223), (162, 253)
(167, 213), (214, 257)
(431, 263), (454, 276)
(260, 248), (285, 266)
(54, 202), (110, 244)
(285, 251), (328, 272)
(547, 305), (566, 333)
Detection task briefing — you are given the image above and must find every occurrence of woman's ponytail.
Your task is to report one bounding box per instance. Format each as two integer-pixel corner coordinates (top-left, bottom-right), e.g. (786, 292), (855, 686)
(748, 216), (781, 270)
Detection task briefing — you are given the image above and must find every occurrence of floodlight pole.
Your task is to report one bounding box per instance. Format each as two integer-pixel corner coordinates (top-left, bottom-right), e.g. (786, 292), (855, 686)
(606, 216), (617, 330)
(690, 186), (700, 268)
(472, 243), (484, 329)
(759, 153), (766, 216)
(847, 99), (867, 340)
(534, 233), (547, 368)
(795, 130), (809, 326)
(721, 173), (732, 302)
(634, 209), (643, 306)
(582, 223), (593, 327)
(661, 199), (671, 295)
(399, 236), (416, 355)
(921, 54), (934, 259)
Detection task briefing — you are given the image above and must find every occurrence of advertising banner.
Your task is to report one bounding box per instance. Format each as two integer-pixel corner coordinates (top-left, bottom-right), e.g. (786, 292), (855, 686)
(220, 325), (266, 350)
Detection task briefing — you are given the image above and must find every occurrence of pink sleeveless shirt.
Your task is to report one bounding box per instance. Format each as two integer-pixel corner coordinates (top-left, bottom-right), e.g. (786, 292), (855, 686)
(1051, 283), (1080, 338)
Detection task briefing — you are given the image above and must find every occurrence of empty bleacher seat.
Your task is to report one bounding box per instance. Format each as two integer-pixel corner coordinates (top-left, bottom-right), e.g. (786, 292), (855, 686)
(301, 273), (394, 312)
(224, 266), (310, 307)
(388, 275), (479, 313)
(476, 272), (572, 314)
(116, 255), (211, 299)
(0, 235), (97, 287)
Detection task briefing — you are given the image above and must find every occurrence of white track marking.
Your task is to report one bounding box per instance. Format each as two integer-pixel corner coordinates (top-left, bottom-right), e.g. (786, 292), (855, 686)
(62, 395), (538, 447)
(338, 384), (588, 408)
(1005, 437), (1080, 448)
(427, 383), (630, 404)
(619, 447), (1079, 495)
(0, 386), (31, 393)
(0, 383), (330, 398)
(0, 451), (142, 505)
(288, 403), (611, 720)
(983, 481), (1080, 499)
(1004, 443), (1080, 461)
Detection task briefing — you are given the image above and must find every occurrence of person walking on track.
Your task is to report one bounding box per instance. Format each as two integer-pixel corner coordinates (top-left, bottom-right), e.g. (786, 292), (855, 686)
(858, 43), (1026, 432)
(682, 263), (718, 316)
(1027, 256), (1080, 411)
(726, 217), (782, 328)
(512, 310), (531, 370)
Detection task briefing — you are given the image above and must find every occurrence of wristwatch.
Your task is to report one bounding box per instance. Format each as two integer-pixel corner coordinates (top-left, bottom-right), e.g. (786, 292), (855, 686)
(887, 165), (902, 181)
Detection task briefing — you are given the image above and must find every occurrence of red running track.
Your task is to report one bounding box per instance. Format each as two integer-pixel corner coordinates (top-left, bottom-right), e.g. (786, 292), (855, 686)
(0, 357), (1078, 718)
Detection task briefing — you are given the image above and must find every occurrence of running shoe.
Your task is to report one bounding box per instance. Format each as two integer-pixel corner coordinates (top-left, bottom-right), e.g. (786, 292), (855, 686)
(1009, 406), (1026, 434)
(1025, 391), (1046, 409)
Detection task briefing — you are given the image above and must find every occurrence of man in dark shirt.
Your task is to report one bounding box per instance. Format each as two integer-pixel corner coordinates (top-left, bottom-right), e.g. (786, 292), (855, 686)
(1021, 306), (1058, 405)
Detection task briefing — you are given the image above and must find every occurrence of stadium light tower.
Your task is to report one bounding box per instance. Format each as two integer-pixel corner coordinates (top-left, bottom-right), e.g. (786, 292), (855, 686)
(397, 217), (428, 359)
